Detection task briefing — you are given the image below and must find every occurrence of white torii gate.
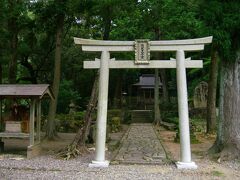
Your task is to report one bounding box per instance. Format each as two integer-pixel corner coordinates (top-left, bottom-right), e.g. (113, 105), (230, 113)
(74, 36), (212, 169)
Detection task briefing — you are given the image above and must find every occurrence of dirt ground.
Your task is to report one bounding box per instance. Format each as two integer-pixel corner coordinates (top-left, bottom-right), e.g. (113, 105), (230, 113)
(157, 127), (240, 179)
(0, 125), (129, 157)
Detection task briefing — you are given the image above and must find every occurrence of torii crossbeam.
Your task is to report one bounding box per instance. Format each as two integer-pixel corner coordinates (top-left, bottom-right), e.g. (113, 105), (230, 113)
(74, 36), (212, 169)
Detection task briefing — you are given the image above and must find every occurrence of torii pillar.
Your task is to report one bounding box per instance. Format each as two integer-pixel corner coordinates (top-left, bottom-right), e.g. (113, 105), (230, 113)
(74, 37), (212, 169)
(91, 51), (110, 167)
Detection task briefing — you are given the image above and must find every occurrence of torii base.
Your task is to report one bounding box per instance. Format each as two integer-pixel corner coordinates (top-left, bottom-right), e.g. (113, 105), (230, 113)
(89, 160), (109, 168)
(176, 161), (198, 169)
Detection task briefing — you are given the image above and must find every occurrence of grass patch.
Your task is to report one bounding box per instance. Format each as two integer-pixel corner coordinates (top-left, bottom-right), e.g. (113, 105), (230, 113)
(211, 170), (225, 177)
(192, 150), (204, 158)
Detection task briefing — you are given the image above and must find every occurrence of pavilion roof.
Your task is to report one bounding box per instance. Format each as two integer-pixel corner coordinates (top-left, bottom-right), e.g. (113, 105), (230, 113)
(133, 74), (162, 89)
(0, 84), (54, 100)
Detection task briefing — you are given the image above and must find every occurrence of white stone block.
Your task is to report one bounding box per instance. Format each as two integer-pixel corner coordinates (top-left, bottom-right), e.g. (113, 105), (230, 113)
(89, 160), (109, 168)
(176, 161), (198, 169)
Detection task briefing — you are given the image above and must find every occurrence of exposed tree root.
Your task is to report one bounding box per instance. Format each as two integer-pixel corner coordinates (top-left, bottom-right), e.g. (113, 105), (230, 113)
(219, 145), (240, 161)
(56, 144), (90, 160)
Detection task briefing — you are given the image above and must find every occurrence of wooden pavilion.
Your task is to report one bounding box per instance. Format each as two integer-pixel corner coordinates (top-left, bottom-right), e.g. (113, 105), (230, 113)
(0, 84), (54, 158)
(133, 74), (162, 109)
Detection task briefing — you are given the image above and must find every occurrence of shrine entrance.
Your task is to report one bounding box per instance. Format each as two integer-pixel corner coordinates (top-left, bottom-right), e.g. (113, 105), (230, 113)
(74, 37), (212, 169)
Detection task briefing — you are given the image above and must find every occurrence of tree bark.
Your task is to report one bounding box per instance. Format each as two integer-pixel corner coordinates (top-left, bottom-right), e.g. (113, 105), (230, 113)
(113, 72), (122, 108)
(154, 28), (169, 103)
(153, 28), (164, 125)
(160, 69), (169, 103)
(46, 12), (65, 139)
(0, 64), (2, 84)
(0, 63), (2, 130)
(103, 6), (111, 40)
(206, 46), (219, 133)
(18, 57), (37, 84)
(154, 69), (162, 125)
(209, 50), (240, 160)
(7, 0), (19, 84)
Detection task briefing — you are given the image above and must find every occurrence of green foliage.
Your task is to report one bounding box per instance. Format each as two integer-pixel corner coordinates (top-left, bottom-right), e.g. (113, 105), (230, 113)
(55, 111), (85, 133)
(122, 110), (132, 124)
(164, 116), (179, 125)
(199, 0), (240, 61)
(107, 109), (122, 132)
(109, 117), (121, 133)
(107, 109), (122, 118)
(57, 79), (81, 114)
(190, 118), (206, 133)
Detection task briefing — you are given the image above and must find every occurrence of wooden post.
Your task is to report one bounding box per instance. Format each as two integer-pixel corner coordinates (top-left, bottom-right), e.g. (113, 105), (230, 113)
(36, 100), (41, 143)
(0, 98), (2, 131)
(0, 98), (3, 152)
(154, 69), (161, 125)
(30, 98), (36, 146)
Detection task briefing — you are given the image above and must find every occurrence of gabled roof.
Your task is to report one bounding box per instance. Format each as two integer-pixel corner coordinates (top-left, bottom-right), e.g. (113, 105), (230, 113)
(0, 84), (54, 100)
(133, 74), (162, 89)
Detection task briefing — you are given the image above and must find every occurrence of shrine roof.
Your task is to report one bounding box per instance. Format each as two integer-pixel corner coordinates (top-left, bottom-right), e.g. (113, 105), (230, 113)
(133, 74), (162, 89)
(0, 84), (54, 100)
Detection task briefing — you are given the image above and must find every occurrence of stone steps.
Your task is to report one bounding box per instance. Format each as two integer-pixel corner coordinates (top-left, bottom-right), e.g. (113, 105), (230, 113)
(131, 110), (153, 123)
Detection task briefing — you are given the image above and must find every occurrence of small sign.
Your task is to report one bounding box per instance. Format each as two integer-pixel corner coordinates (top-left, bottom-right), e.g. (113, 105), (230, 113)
(5, 121), (22, 133)
(135, 39), (150, 64)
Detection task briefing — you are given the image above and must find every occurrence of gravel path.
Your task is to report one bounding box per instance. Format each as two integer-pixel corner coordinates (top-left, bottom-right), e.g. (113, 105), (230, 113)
(114, 123), (166, 164)
(0, 153), (240, 179)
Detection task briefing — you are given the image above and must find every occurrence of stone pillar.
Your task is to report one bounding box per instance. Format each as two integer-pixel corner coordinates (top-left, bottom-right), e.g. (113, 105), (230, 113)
(176, 50), (197, 169)
(89, 51), (110, 168)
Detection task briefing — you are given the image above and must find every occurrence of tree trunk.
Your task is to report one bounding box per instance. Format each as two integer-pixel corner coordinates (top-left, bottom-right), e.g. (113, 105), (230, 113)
(206, 46), (219, 133)
(72, 76), (99, 147)
(18, 57), (37, 84)
(46, 12), (65, 139)
(103, 7), (111, 40)
(113, 72), (122, 108)
(154, 28), (169, 103)
(0, 63), (2, 130)
(153, 28), (164, 125)
(154, 69), (162, 125)
(0, 64), (2, 84)
(7, 0), (19, 84)
(209, 50), (240, 160)
(160, 69), (169, 103)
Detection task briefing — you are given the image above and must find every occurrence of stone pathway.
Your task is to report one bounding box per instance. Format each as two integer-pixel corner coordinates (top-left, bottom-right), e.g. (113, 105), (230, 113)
(113, 123), (167, 164)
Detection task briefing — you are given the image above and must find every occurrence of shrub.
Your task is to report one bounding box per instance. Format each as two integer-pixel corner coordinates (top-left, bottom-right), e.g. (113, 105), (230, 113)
(109, 117), (121, 133)
(55, 111), (85, 133)
(107, 109), (122, 132)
